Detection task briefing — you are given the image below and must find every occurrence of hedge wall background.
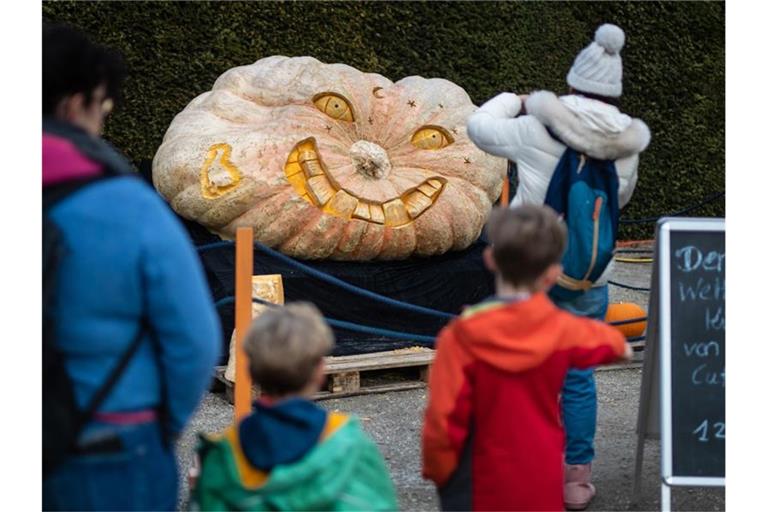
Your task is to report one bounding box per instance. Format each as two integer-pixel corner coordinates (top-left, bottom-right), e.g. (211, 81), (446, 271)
(43, 1), (724, 240)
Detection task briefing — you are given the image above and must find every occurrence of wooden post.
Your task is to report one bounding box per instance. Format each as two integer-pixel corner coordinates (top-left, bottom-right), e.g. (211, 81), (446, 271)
(234, 228), (253, 420)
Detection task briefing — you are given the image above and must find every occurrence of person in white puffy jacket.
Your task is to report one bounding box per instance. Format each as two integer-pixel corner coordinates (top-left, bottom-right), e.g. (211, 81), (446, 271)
(467, 23), (650, 511)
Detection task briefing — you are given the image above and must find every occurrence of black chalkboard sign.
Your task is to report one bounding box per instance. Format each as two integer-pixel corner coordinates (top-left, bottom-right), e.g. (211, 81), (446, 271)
(659, 218), (725, 485)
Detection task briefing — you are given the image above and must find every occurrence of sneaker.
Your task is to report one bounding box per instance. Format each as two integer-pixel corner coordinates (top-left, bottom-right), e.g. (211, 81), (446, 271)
(564, 463), (596, 510)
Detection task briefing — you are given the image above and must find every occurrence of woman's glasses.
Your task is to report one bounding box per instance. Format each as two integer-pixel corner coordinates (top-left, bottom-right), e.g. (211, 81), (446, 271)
(101, 98), (114, 117)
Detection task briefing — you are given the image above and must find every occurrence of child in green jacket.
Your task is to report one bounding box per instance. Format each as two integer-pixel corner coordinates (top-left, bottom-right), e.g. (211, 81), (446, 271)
(191, 302), (398, 511)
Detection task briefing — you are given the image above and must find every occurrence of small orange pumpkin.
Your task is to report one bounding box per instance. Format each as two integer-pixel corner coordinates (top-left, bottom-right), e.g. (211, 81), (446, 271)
(605, 302), (647, 338)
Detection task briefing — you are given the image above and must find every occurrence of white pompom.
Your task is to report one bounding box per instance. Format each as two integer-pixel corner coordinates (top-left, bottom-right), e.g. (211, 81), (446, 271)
(594, 24), (625, 55)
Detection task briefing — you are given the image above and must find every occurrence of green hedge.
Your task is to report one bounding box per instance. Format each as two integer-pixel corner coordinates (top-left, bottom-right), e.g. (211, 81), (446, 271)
(43, 1), (724, 240)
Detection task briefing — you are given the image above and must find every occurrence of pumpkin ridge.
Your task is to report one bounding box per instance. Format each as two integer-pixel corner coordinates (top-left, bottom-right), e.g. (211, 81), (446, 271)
(282, 211), (347, 259)
(350, 223), (385, 260)
(201, 90), (274, 125)
(220, 188), (297, 238)
(332, 218), (369, 258)
(442, 184), (480, 251)
(413, 205), (454, 256)
(315, 116), (356, 147)
(260, 198), (316, 246)
(387, 172), (431, 196)
(314, 138), (356, 163)
(275, 212), (322, 252)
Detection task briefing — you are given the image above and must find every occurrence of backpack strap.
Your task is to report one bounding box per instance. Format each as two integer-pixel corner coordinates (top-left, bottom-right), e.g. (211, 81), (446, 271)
(43, 176), (108, 211)
(74, 318), (149, 435)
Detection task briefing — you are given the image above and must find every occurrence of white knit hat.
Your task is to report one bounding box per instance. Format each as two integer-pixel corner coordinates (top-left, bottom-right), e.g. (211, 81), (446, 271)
(567, 24), (625, 98)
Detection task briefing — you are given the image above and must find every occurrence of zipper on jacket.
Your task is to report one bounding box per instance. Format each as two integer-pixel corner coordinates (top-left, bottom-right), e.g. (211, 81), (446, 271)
(577, 154), (587, 174)
(582, 196), (603, 280)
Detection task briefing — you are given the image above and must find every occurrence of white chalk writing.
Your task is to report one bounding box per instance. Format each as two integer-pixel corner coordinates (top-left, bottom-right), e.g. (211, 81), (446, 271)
(683, 341), (720, 358)
(692, 419), (725, 442)
(705, 306), (725, 331)
(691, 364), (725, 386)
(675, 246), (725, 273)
(679, 277), (725, 302)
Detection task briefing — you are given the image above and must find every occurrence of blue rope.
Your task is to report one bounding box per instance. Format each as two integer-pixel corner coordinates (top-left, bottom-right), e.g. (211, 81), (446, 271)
(215, 295), (435, 344)
(324, 318), (435, 345)
(199, 240), (456, 320)
(609, 316), (647, 327)
(619, 191), (724, 225)
(217, 295), (647, 346)
(215, 296), (235, 307)
(608, 280), (651, 292)
(197, 241), (234, 253)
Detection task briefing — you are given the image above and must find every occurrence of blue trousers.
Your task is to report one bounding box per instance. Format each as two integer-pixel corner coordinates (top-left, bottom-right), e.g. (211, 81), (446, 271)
(550, 286), (609, 465)
(43, 421), (178, 511)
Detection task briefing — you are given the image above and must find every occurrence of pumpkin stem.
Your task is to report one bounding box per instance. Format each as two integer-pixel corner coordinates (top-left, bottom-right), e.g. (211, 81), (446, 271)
(349, 140), (392, 179)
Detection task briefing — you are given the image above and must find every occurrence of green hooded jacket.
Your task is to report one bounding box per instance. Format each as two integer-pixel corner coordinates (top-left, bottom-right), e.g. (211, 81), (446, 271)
(191, 413), (398, 511)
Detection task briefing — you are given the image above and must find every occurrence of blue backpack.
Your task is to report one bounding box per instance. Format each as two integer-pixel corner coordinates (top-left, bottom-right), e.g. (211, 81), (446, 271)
(544, 146), (619, 300)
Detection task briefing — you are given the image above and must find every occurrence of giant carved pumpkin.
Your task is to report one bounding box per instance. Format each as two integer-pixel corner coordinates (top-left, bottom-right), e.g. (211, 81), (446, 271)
(152, 56), (505, 260)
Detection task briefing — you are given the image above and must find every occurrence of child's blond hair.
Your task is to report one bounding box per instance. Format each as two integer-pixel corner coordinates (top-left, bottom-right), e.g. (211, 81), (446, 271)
(243, 302), (334, 396)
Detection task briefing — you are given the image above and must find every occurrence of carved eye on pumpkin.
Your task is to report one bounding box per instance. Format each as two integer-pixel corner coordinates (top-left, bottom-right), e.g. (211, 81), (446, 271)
(313, 92), (355, 122)
(410, 125), (454, 150)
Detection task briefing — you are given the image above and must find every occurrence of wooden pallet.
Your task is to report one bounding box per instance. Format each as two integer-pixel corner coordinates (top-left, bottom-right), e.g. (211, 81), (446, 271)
(213, 343), (645, 401)
(214, 347), (435, 402)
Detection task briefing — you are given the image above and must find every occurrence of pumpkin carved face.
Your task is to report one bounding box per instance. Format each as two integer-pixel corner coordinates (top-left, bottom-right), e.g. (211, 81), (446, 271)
(153, 56), (505, 260)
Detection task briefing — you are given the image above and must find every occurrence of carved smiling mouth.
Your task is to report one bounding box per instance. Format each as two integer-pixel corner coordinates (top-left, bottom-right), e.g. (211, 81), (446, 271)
(284, 138), (445, 227)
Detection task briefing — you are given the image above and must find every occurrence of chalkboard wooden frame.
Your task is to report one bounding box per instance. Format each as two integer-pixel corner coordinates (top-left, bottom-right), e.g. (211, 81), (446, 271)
(659, 217), (725, 488)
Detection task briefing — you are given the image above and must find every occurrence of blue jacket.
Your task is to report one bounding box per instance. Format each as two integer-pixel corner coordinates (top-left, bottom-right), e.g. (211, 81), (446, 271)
(43, 119), (221, 435)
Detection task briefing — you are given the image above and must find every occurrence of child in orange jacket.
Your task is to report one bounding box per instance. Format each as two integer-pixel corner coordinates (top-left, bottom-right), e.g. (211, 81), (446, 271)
(422, 205), (632, 511)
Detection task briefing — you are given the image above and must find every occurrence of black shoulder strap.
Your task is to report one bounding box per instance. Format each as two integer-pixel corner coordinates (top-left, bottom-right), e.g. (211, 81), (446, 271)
(75, 318), (148, 431)
(43, 176), (111, 212)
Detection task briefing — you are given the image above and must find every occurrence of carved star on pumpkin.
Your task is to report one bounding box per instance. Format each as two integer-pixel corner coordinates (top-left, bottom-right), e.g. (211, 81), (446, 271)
(368, 116), (374, 125)
(407, 100), (416, 108)
(463, 157), (471, 164)
(325, 125), (332, 132)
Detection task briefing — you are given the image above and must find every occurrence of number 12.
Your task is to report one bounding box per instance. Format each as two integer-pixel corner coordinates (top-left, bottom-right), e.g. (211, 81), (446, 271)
(692, 420), (725, 442)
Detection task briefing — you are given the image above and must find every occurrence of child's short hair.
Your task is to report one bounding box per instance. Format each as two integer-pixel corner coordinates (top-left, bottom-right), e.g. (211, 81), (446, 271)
(486, 205), (567, 287)
(243, 302), (334, 396)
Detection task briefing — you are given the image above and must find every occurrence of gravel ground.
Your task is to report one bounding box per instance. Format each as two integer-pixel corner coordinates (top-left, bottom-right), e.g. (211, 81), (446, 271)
(175, 254), (725, 511)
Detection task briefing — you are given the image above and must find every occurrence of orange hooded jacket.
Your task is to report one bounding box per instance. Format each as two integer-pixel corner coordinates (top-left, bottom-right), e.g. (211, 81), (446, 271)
(422, 293), (626, 511)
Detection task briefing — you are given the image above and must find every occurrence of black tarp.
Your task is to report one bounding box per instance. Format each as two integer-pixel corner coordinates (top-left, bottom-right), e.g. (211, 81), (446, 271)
(139, 161), (495, 359)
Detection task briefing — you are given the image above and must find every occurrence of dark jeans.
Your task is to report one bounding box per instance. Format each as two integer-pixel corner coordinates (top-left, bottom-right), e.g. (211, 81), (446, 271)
(43, 421), (178, 511)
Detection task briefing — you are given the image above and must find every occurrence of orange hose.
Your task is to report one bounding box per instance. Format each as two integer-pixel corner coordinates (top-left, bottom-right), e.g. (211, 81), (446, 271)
(501, 179), (510, 207)
(616, 239), (654, 248)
